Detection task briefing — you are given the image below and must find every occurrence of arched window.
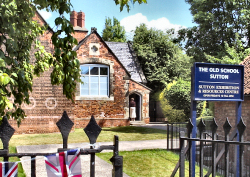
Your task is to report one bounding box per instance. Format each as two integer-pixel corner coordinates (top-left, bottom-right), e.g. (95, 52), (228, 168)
(80, 64), (109, 96)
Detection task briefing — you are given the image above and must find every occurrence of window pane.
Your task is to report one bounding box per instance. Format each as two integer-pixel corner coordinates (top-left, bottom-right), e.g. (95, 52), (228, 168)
(81, 82), (89, 89)
(100, 83), (107, 89)
(81, 88), (89, 95)
(81, 76), (89, 83)
(81, 85), (89, 95)
(91, 83), (98, 89)
(100, 77), (108, 96)
(100, 76), (108, 83)
(90, 76), (98, 83)
(100, 67), (108, 75)
(90, 85), (98, 95)
(100, 89), (108, 95)
(80, 65), (109, 96)
(81, 77), (89, 95)
(90, 67), (99, 75)
(81, 66), (89, 75)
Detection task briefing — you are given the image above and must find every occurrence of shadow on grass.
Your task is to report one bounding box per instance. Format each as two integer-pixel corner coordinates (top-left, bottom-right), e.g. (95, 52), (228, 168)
(102, 126), (166, 134)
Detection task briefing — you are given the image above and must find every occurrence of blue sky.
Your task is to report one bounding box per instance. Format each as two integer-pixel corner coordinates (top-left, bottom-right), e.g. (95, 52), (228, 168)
(39, 0), (194, 35)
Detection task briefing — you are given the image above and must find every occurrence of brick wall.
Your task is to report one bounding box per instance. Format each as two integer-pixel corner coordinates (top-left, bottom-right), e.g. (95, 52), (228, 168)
(214, 96), (250, 140)
(72, 31), (88, 44)
(73, 32), (131, 128)
(129, 80), (150, 124)
(9, 12), (151, 134)
(9, 12), (75, 134)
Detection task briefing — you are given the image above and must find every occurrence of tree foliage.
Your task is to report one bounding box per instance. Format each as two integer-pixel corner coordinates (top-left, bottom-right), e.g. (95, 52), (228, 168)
(162, 79), (204, 122)
(165, 79), (191, 120)
(132, 24), (192, 92)
(176, 0), (250, 62)
(154, 82), (186, 123)
(114, 0), (147, 12)
(206, 34), (250, 64)
(102, 17), (126, 42)
(0, 0), (144, 125)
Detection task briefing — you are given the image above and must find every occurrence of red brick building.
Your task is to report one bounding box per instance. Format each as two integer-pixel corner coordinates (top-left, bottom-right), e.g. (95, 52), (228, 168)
(214, 56), (250, 139)
(10, 11), (151, 134)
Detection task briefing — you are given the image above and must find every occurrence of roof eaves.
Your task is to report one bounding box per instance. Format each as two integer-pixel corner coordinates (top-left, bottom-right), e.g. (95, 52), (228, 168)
(73, 32), (91, 51)
(127, 41), (147, 84)
(72, 28), (131, 78)
(35, 10), (54, 33)
(73, 28), (131, 78)
(130, 78), (152, 91)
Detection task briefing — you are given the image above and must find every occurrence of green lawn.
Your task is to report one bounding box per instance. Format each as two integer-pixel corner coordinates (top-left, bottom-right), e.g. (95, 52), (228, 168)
(4, 126), (166, 177)
(4, 126), (218, 177)
(8, 126), (166, 147)
(97, 149), (213, 177)
(98, 149), (179, 177)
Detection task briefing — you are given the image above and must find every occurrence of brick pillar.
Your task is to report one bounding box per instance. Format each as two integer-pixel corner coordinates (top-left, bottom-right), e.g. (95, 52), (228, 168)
(70, 11), (78, 27)
(77, 11), (85, 28)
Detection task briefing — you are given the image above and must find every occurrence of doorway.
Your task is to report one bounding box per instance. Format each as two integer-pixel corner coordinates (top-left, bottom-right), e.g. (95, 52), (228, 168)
(129, 93), (141, 121)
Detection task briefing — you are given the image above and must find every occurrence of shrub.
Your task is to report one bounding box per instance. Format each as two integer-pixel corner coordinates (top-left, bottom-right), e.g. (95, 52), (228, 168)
(154, 84), (187, 123)
(154, 78), (211, 123)
(165, 79), (191, 120)
(163, 78), (206, 122)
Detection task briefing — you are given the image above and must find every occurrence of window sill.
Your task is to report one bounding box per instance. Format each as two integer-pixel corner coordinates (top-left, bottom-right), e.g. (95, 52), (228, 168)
(75, 96), (114, 101)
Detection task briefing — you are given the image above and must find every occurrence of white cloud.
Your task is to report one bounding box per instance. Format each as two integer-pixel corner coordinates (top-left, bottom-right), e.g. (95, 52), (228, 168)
(38, 10), (52, 20)
(120, 13), (184, 33)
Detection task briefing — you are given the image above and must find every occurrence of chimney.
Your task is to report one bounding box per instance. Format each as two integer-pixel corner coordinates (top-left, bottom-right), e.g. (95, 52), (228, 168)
(70, 11), (88, 43)
(77, 11), (85, 28)
(70, 11), (77, 27)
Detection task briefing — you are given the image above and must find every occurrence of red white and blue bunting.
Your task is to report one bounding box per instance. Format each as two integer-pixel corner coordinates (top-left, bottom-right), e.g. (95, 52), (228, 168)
(0, 162), (18, 177)
(44, 149), (82, 177)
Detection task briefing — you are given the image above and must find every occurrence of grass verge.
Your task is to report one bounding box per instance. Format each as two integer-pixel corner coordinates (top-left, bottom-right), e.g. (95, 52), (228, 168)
(97, 149), (217, 177)
(8, 126), (166, 147)
(2, 126), (165, 177)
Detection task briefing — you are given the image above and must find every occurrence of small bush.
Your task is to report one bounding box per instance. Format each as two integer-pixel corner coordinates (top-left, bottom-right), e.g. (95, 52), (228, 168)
(156, 78), (208, 122)
(165, 79), (191, 119)
(168, 108), (186, 123)
(155, 86), (187, 123)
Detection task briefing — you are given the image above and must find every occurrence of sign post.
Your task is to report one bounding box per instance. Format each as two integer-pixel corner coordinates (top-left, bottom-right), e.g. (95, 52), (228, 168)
(191, 63), (244, 177)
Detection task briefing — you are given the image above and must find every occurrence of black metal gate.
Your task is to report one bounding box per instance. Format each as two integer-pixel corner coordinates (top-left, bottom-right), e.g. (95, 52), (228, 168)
(171, 118), (250, 177)
(0, 111), (123, 177)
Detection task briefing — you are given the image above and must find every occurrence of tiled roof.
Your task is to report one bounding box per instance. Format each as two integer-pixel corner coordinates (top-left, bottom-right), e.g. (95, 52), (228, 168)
(241, 55), (250, 94)
(105, 42), (147, 84)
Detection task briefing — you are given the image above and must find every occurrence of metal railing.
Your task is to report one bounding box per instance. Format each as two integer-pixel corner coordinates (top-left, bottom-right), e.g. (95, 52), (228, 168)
(167, 120), (213, 150)
(171, 117), (250, 177)
(0, 111), (123, 177)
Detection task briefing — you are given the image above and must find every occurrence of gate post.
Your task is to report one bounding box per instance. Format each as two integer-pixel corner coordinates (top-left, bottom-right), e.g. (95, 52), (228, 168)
(179, 131), (185, 177)
(235, 101), (242, 177)
(110, 135), (123, 177)
(190, 100), (197, 177)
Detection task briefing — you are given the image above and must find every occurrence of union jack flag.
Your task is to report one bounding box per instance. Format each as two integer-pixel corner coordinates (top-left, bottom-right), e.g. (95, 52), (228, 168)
(44, 149), (82, 177)
(0, 162), (18, 177)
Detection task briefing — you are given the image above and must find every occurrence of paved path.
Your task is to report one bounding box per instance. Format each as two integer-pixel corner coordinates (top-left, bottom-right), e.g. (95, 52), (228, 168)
(133, 123), (167, 130)
(16, 124), (168, 177)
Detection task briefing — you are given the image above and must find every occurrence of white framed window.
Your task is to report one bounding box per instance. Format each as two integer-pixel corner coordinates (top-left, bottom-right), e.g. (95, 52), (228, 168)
(80, 64), (109, 96)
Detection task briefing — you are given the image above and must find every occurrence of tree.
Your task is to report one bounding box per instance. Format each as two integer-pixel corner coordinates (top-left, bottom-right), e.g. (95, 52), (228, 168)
(0, 0), (146, 125)
(162, 79), (204, 122)
(114, 0), (147, 12)
(132, 24), (192, 92)
(176, 0), (250, 62)
(165, 79), (191, 120)
(102, 17), (126, 42)
(206, 34), (250, 64)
